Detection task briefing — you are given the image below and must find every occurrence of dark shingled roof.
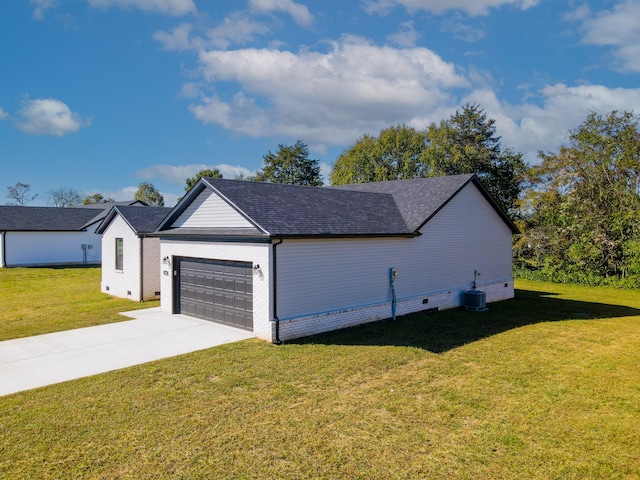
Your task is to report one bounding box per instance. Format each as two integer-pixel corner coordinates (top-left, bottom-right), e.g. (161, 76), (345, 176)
(201, 178), (412, 236)
(0, 206), (102, 231)
(331, 174), (476, 231)
(79, 200), (146, 228)
(95, 206), (172, 234)
(157, 173), (518, 238)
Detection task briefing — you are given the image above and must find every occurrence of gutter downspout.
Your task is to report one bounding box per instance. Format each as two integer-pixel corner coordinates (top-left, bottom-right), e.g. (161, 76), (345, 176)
(139, 236), (144, 302)
(272, 238), (283, 344)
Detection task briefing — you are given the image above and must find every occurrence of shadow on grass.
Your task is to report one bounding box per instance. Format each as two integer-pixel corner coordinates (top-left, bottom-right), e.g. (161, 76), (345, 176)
(290, 289), (640, 353)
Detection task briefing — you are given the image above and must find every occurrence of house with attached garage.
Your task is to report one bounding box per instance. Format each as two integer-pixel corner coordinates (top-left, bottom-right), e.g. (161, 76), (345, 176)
(154, 174), (519, 343)
(96, 205), (172, 302)
(0, 201), (144, 268)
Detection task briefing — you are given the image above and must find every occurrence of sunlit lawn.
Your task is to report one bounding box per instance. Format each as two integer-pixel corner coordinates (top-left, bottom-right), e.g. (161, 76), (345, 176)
(0, 267), (158, 341)
(0, 270), (638, 478)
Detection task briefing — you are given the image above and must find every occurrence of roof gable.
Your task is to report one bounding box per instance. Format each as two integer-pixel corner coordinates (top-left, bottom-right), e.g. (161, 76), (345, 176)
(333, 175), (518, 234)
(96, 206), (172, 235)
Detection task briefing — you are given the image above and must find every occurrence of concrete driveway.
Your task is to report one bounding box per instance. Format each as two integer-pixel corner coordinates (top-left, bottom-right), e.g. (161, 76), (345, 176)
(0, 307), (254, 396)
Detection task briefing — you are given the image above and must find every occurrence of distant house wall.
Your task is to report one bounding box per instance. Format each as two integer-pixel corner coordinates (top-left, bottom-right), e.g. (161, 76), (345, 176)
(1, 230), (102, 267)
(101, 215), (141, 300)
(275, 183), (514, 341)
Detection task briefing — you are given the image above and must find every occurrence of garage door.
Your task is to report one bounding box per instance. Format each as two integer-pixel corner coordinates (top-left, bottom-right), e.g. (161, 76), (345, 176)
(176, 258), (253, 331)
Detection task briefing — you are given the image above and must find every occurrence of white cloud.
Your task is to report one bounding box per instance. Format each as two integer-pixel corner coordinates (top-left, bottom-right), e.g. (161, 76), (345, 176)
(153, 22), (200, 51)
(363, 0), (539, 16)
(30, 0), (56, 20)
(154, 14), (270, 51)
(189, 36), (468, 144)
(135, 163), (255, 186)
(463, 84), (640, 163)
(249, 0), (314, 26)
(572, 0), (640, 72)
(440, 13), (486, 42)
(17, 98), (91, 136)
(388, 21), (421, 47)
(206, 12), (271, 49)
(87, 0), (196, 16)
(0, 107), (8, 120)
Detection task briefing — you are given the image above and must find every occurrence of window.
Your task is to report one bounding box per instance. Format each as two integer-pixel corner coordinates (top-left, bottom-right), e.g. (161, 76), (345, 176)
(115, 238), (123, 271)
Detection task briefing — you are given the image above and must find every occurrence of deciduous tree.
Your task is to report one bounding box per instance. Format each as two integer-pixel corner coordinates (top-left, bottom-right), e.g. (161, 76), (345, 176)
(331, 125), (429, 184)
(253, 140), (323, 186)
(82, 193), (115, 204)
(184, 168), (222, 192)
(6, 182), (38, 206)
(330, 105), (526, 214)
(518, 110), (640, 284)
(135, 182), (164, 206)
(47, 187), (83, 207)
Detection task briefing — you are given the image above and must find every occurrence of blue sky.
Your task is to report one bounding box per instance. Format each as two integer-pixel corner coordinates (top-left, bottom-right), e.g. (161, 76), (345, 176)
(2, 0), (640, 206)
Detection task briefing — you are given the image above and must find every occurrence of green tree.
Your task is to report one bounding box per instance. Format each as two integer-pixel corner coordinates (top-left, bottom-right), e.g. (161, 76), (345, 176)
(518, 110), (640, 284)
(6, 182), (38, 206)
(82, 193), (115, 204)
(422, 103), (527, 214)
(330, 105), (526, 214)
(253, 140), (323, 186)
(47, 187), (83, 207)
(185, 168), (222, 192)
(135, 182), (164, 206)
(331, 125), (430, 184)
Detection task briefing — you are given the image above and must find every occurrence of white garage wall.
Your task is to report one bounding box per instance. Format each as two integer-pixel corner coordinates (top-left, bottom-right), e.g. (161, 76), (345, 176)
(160, 240), (271, 340)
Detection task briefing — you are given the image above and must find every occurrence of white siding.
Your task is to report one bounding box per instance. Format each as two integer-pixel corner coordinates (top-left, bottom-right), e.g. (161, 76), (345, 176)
(276, 183), (513, 321)
(3, 231), (102, 267)
(172, 190), (255, 229)
(101, 215), (141, 300)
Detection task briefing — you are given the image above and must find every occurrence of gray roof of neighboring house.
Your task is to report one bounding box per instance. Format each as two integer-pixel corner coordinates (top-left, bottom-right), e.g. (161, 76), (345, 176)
(95, 206), (172, 235)
(0, 201), (149, 233)
(0, 206), (103, 232)
(78, 200), (147, 228)
(156, 174), (518, 238)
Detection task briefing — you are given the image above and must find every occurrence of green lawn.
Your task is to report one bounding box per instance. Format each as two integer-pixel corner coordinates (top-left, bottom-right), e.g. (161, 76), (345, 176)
(0, 267), (158, 341)
(0, 271), (639, 479)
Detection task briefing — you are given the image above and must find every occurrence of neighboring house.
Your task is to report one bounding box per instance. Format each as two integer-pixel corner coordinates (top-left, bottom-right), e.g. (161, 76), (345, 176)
(0, 206), (104, 267)
(0, 201), (144, 268)
(96, 205), (171, 302)
(154, 174), (519, 343)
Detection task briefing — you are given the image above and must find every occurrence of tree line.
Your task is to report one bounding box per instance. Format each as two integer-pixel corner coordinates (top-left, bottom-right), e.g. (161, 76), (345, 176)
(7, 104), (640, 287)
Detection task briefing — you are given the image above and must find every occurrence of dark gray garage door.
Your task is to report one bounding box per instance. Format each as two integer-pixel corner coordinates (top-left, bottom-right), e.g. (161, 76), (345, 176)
(176, 258), (253, 331)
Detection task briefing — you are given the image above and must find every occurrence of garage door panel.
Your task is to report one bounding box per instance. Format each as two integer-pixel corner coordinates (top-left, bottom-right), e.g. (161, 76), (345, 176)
(177, 258), (253, 331)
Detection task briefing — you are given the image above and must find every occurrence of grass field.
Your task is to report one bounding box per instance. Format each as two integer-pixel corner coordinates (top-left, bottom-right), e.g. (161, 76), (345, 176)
(0, 267), (158, 341)
(0, 269), (639, 478)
